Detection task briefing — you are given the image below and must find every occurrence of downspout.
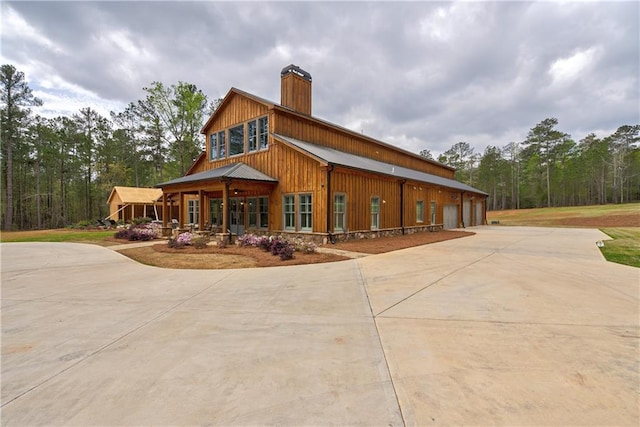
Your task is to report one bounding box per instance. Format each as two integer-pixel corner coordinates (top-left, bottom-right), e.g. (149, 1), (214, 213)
(460, 191), (466, 228)
(326, 164), (335, 244)
(400, 179), (406, 235)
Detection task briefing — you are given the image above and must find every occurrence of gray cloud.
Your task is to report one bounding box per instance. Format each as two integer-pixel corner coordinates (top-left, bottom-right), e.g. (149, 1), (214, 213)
(2, 1), (638, 156)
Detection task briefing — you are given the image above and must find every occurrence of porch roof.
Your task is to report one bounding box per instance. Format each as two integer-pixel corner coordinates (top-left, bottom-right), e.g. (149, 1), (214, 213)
(156, 162), (278, 188)
(273, 134), (488, 196)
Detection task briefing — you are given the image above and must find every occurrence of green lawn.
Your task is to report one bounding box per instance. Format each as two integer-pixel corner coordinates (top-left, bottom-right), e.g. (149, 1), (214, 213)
(0, 229), (115, 244)
(600, 228), (640, 268)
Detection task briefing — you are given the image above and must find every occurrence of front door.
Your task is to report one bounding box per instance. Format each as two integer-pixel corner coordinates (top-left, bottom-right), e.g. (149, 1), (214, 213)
(229, 198), (245, 236)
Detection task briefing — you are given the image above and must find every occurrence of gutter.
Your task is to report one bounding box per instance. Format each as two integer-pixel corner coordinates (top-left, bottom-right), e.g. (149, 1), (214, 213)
(326, 164), (335, 243)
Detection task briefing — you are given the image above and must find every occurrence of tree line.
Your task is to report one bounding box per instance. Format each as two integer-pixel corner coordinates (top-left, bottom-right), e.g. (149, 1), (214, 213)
(2, 63), (638, 230)
(1, 64), (219, 230)
(427, 119), (639, 210)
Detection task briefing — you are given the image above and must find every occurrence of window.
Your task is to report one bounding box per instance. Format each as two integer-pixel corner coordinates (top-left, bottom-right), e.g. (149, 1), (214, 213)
(259, 197), (269, 228)
(248, 120), (257, 152)
(188, 199), (199, 224)
(283, 195), (295, 231)
(209, 133), (218, 160)
(417, 200), (424, 223)
(258, 116), (268, 150)
(299, 194), (312, 232)
(218, 130), (226, 158)
(431, 201), (437, 224)
(248, 198), (258, 227)
(334, 194), (346, 232)
(210, 199), (223, 227)
(371, 197), (380, 230)
(229, 124), (244, 156)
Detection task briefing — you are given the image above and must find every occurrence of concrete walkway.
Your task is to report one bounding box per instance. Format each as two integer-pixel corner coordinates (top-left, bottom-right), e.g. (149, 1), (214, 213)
(1, 227), (638, 426)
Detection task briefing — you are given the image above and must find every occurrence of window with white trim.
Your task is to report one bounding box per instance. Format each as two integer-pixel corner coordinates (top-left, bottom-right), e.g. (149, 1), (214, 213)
(299, 194), (312, 232)
(229, 124), (244, 156)
(417, 200), (424, 223)
(258, 116), (268, 150)
(334, 193), (346, 232)
(209, 133), (218, 160)
(248, 197), (258, 227)
(218, 130), (226, 158)
(258, 197), (269, 228)
(431, 201), (437, 224)
(283, 195), (295, 231)
(188, 199), (199, 224)
(371, 196), (380, 230)
(248, 120), (257, 152)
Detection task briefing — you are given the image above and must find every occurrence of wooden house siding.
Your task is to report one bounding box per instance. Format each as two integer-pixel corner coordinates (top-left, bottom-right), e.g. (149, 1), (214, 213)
(158, 65), (487, 240)
(205, 95), (270, 132)
(272, 110), (454, 178)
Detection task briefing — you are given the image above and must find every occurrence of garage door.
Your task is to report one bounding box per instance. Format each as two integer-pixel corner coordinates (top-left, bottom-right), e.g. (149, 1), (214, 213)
(443, 204), (458, 229)
(475, 201), (483, 226)
(463, 200), (471, 227)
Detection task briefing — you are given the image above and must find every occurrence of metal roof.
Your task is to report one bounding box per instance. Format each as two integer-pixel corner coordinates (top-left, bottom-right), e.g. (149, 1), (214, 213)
(156, 163), (277, 187)
(273, 134), (488, 195)
(107, 186), (163, 204)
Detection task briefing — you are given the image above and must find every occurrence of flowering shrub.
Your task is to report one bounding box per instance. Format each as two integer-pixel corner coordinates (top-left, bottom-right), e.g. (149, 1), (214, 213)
(292, 238), (318, 254)
(236, 233), (300, 260)
(176, 232), (193, 245)
(114, 223), (161, 241)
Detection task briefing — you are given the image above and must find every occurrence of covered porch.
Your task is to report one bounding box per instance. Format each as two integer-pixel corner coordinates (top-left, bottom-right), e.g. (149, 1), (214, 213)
(157, 163), (278, 240)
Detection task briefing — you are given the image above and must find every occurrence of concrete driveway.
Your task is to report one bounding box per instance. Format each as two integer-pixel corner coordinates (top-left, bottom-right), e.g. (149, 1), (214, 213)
(1, 227), (638, 426)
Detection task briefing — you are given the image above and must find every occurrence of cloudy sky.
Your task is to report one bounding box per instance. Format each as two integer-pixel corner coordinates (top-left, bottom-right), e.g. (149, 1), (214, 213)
(2, 1), (638, 156)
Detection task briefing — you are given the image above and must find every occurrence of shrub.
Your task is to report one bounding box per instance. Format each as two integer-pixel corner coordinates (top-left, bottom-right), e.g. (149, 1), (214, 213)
(257, 236), (271, 251)
(193, 235), (209, 249)
(114, 223), (161, 241)
(292, 238), (318, 254)
(114, 229), (131, 240)
(277, 243), (295, 260)
(168, 237), (185, 249)
(176, 232), (193, 246)
(132, 217), (152, 225)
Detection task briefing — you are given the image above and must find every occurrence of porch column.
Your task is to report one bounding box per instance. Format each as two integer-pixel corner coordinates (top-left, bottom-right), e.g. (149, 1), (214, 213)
(222, 182), (230, 234)
(198, 190), (205, 231)
(178, 192), (184, 227)
(131, 204), (135, 222)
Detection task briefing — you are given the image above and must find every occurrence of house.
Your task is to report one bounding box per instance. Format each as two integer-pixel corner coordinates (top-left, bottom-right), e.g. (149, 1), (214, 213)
(157, 65), (487, 242)
(106, 186), (171, 222)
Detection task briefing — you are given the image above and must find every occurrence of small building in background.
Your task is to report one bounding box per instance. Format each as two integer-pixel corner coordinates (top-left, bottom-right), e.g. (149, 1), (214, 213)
(106, 186), (175, 222)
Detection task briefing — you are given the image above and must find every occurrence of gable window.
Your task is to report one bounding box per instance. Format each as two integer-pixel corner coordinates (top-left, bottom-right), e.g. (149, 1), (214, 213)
(299, 194), (312, 232)
(258, 116), (268, 150)
(417, 200), (424, 223)
(248, 120), (257, 152)
(334, 193), (346, 232)
(371, 196), (380, 230)
(188, 199), (199, 224)
(283, 195), (295, 231)
(218, 130), (226, 158)
(209, 133), (218, 160)
(229, 124), (244, 156)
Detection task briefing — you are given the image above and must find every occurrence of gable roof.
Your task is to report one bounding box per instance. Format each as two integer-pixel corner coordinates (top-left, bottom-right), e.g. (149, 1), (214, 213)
(273, 134), (488, 195)
(200, 87), (275, 133)
(156, 162), (278, 188)
(107, 186), (164, 204)
(200, 87), (453, 172)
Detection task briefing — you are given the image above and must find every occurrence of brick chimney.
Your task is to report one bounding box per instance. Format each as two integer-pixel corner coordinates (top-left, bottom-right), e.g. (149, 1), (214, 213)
(280, 64), (312, 115)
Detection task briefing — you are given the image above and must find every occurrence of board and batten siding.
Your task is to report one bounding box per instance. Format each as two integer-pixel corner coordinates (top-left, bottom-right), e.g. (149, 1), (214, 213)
(272, 110), (455, 179)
